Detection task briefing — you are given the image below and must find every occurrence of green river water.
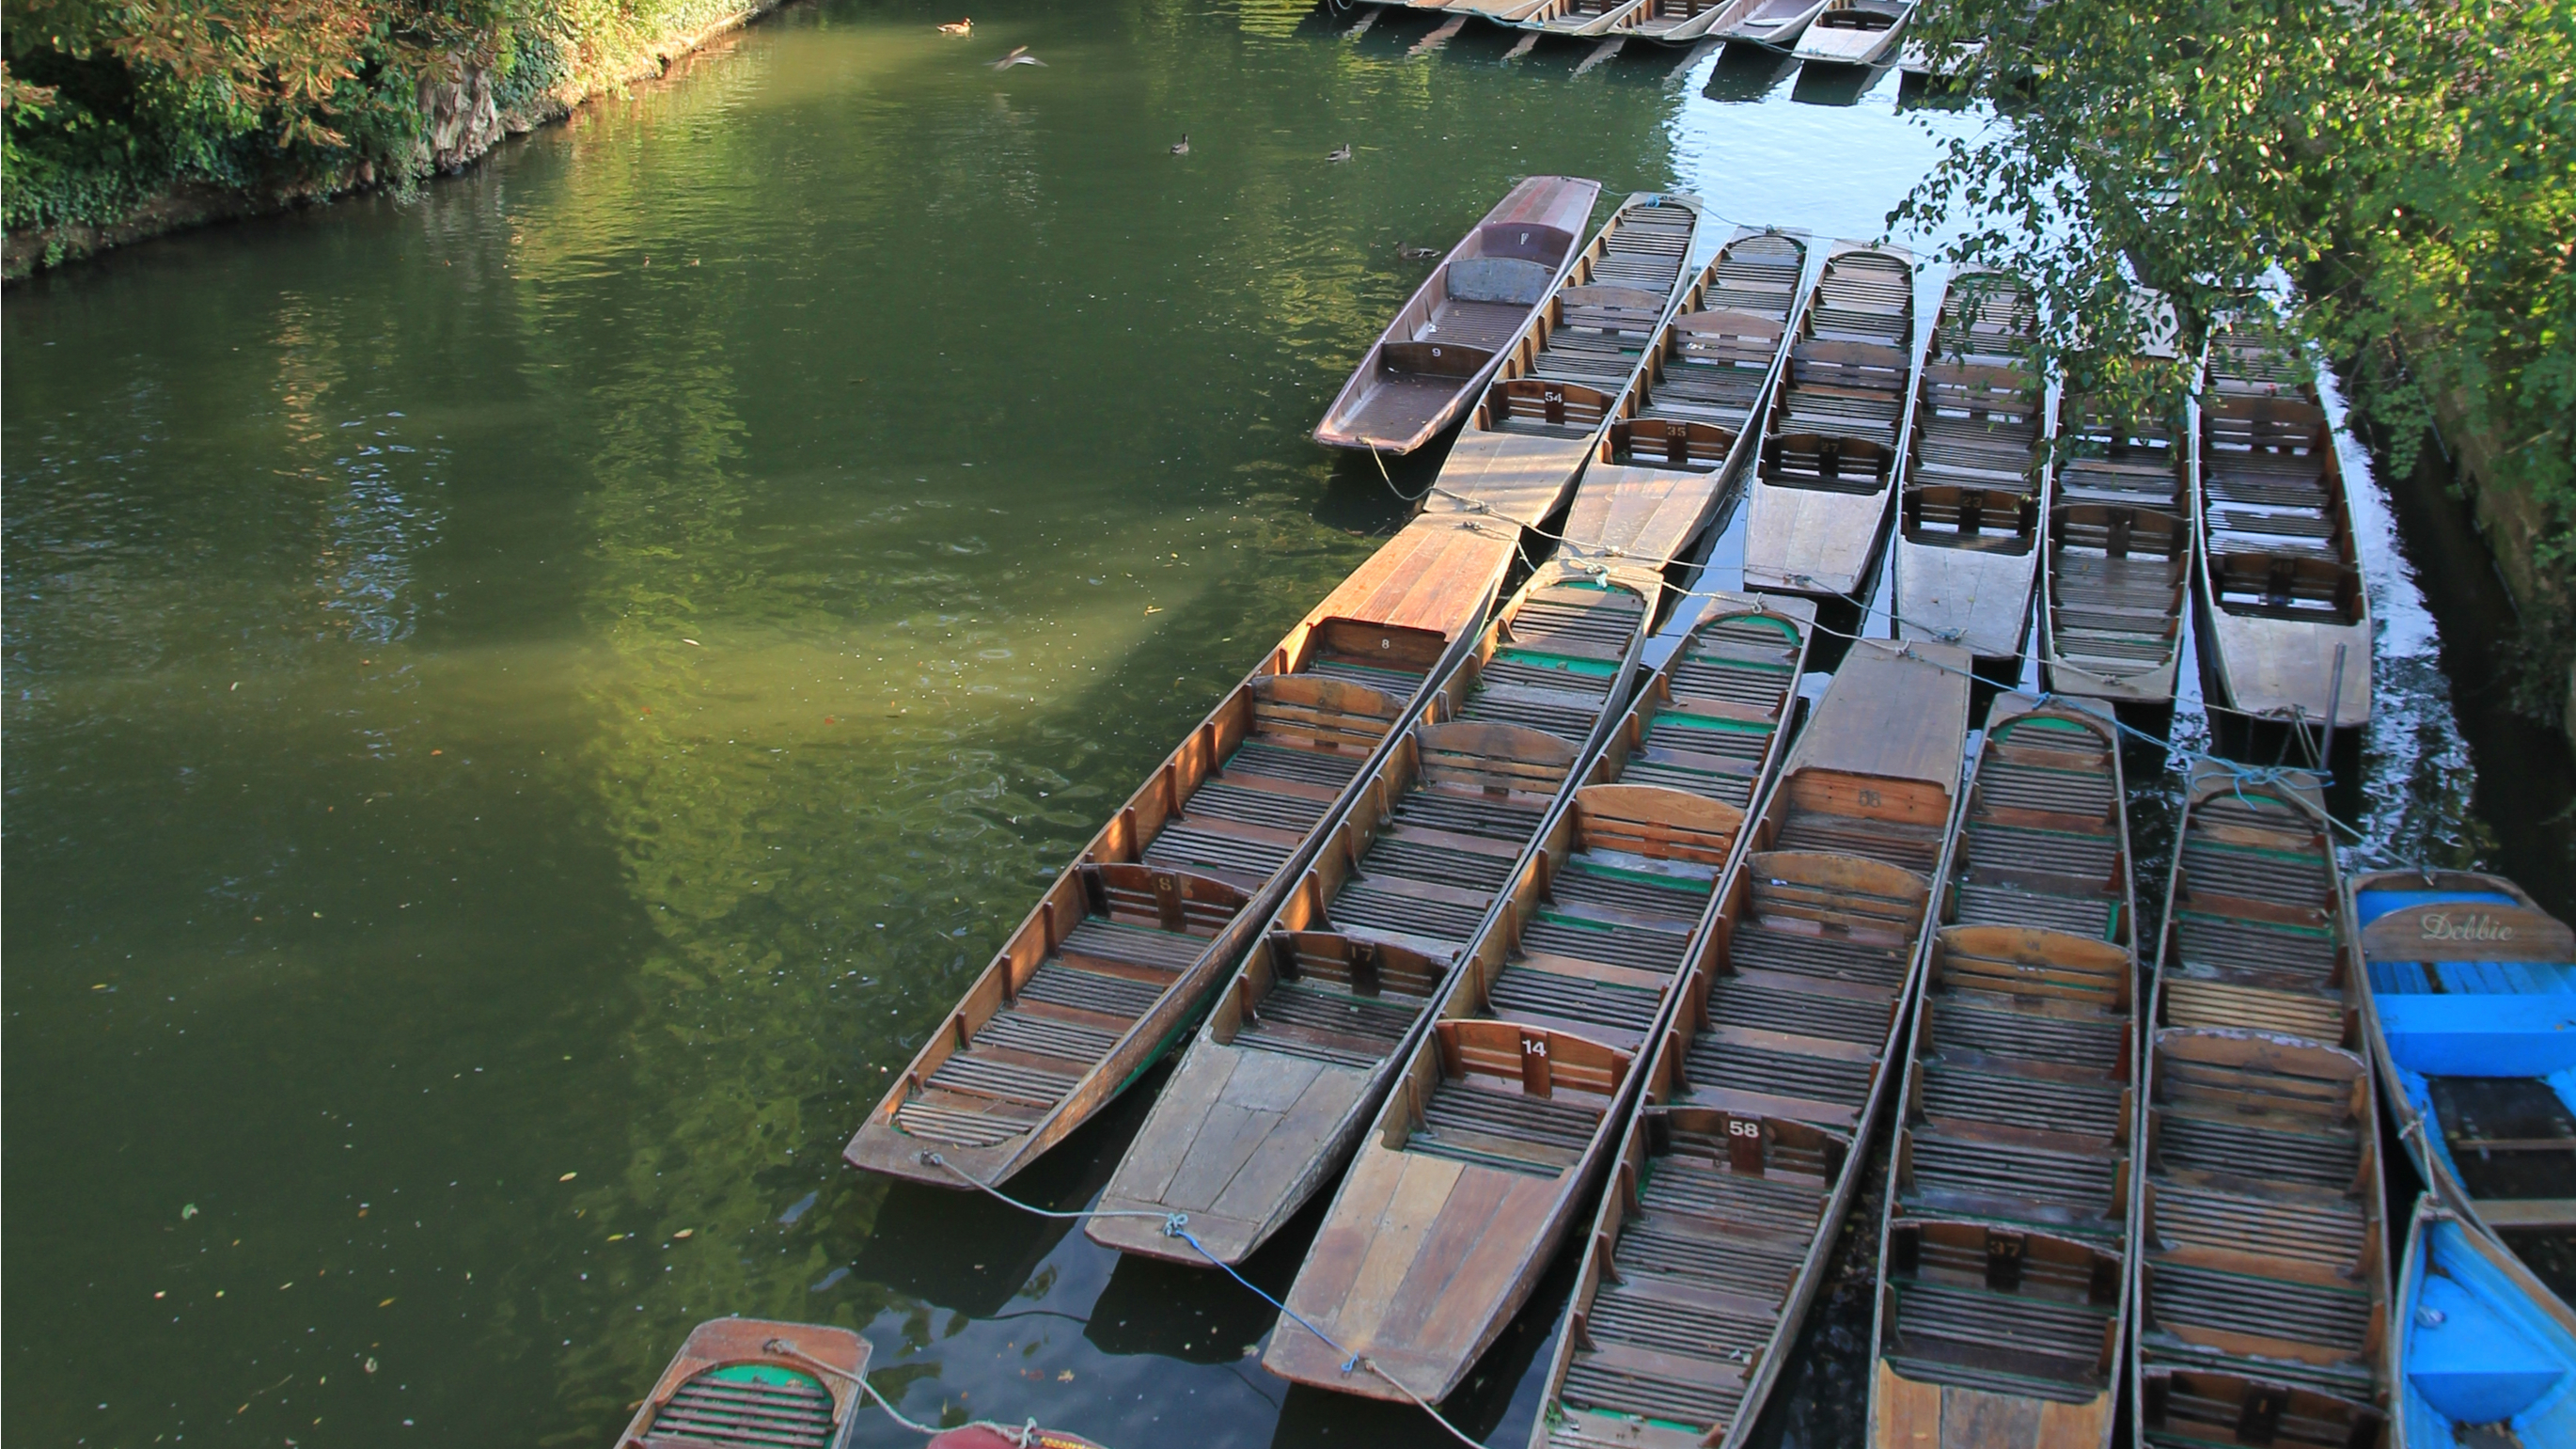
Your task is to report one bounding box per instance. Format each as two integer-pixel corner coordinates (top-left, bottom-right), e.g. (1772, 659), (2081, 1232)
(7, 2), (2569, 1445)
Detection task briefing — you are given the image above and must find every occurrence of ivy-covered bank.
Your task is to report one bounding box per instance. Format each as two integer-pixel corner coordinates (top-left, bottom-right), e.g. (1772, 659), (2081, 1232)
(2, 0), (783, 276)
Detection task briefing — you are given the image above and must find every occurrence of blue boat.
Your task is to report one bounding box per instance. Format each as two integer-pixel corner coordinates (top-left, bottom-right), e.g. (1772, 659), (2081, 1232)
(2351, 869), (2576, 1319)
(2395, 1194), (2576, 1447)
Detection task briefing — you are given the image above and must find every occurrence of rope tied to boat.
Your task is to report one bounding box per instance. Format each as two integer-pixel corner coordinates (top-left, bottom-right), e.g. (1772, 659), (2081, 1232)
(919, 1153), (1489, 1446)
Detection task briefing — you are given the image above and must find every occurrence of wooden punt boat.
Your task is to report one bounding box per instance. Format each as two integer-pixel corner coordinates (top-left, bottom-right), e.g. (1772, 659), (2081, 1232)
(1791, 0), (1914, 65)
(1704, 0), (1835, 49)
(2192, 323), (2373, 732)
(2039, 297), (2192, 705)
(1430, 194), (1706, 529)
(1608, 0), (1737, 43)
(844, 513), (1526, 1189)
(2131, 763), (2390, 1448)
(1568, 228), (1812, 585)
(616, 1318), (870, 1449)
(1315, 176), (1603, 456)
(2349, 871), (2576, 1265)
(1083, 563), (1657, 1265)
(1892, 269), (2050, 669)
(2393, 1197), (2576, 1448)
(1742, 241), (1923, 600)
(1523, 636), (1973, 1446)
(1262, 595), (1826, 1407)
(1513, 0), (1656, 35)
(1866, 697), (2136, 1447)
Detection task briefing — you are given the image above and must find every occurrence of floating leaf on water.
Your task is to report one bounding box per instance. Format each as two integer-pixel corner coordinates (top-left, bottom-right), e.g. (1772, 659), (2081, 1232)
(1056, 1370), (1075, 1382)
(672, 1229), (693, 1239)
(558, 1173), (577, 1182)
(181, 1204), (198, 1219)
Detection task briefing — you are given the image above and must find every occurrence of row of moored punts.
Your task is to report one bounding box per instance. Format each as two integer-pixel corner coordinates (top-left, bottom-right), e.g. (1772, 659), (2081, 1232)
(1334, 0), (1927, 70)
(621, 178), (2567, 1449)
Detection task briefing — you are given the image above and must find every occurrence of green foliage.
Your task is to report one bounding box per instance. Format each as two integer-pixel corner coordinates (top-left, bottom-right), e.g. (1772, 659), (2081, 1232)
(1, 0), (742, 234)
(1896, 0), (2576, 591)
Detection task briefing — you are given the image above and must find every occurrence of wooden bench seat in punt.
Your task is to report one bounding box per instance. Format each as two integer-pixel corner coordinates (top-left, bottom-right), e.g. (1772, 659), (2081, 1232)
(2136, 1370), (2384, 1449)
(1806, 244), (1915, 348)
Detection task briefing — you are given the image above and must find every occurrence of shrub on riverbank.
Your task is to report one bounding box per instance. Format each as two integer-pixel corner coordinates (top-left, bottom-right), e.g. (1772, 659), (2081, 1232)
(1, 0), (757, 239)
(1900, 0), (2575, 713)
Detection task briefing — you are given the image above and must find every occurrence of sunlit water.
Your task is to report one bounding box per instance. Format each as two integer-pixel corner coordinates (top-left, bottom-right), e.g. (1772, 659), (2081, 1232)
(6, 3), (2568, 1447)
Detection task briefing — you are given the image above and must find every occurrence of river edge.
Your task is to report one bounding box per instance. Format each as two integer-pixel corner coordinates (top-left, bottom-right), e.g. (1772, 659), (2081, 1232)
(0, 0), (798, 283)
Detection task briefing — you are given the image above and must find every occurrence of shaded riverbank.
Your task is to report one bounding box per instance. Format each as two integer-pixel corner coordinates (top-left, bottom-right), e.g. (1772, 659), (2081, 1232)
(3, 4), (2568, 1447)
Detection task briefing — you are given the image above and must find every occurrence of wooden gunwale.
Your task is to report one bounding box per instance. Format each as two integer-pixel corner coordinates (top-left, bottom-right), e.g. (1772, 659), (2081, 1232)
(843, 514), (1524, 1190)
(1264, 594), (1825, 1408)
(1084, 563), (1658, 1265)
(1741, 239), (1926, 602)
(2128, 763), (2391, 1449)
(1863, 697), (2136, 1449)
(2348, 869), (2576, 1285)
(1315, 176), (1605, 456)
(1513, 0), (1659, 36)
(2189, 322), (2373, 731)
(1892, 268), (2053, 669)
(1566, 227), (1814, 598)
(616, 1318), (869, 1449)
(1523, 634), (1974, 1447)
(1431, 194), (1710, 533)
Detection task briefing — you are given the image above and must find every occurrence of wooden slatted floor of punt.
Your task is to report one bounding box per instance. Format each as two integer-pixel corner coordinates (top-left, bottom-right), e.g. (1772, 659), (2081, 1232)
(1328, 583), (1640, 958)
(641, 1370), (840, 1449)
(2050, 548), (2183, 681)
(1551, 1128), (1827, 1443)
(897, 916), (1217, 1148)
(2159, 790), (2344, 1042)
(1616, 617), (1800, 807)
(1809, 250), (1912, 348)
(1139, 647), (1429, 889)
(1585, 205), (1696, 297)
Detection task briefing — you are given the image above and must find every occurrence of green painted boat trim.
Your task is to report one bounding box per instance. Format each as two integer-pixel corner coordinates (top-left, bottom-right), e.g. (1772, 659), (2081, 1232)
(1494, 647), (1623, 678)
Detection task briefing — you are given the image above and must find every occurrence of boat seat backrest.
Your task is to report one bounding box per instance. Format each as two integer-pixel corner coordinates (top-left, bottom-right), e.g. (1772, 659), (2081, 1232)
(1892, 1221), (2122, 1310)
(1249, 673), (1403, 755)
(1574, 783), (1743, 867)
(1419, 719), (1579, 800)
(1081, 863), (1248, 938)
(1904, 484), (2036, 539)
(1919, 361), (2035, 417)
(1436, 1018), (1629, 1101)
(1766, 433), (1892, 486)
(2138, 1370), (2384, 1449)
(2150, 1032), (2364, 1129)
(1267, 931), (1445, 1000)
(2207, 551), (2358, 613)
(1449, 256), (1558, 307)
(1790, 339), (1908, 391)
(1671, 308), (1784, 368)
(1476, 223), (1578, 267)
(1381, 340), (1498, 380)
(1934, 924), (2131, 1012)
(1489, 377), (1614, 431)
(1612, 417), (1731, 469)
(1745, 849), (1929, 943)
(2205, 395), (2329, 454)
(2052, 503), (2186, 559)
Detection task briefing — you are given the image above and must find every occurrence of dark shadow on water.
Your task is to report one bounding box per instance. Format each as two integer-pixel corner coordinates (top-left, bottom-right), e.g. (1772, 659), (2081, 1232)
(1790, 58), (1891, 106)
(1704, 44), (1801, 102)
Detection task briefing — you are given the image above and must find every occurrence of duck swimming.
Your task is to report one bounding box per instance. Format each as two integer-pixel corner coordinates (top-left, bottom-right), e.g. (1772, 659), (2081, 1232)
(936, 17), (971, 34)
(1170, 134), (1190, 154)
(1326, 143), (1352, 162)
